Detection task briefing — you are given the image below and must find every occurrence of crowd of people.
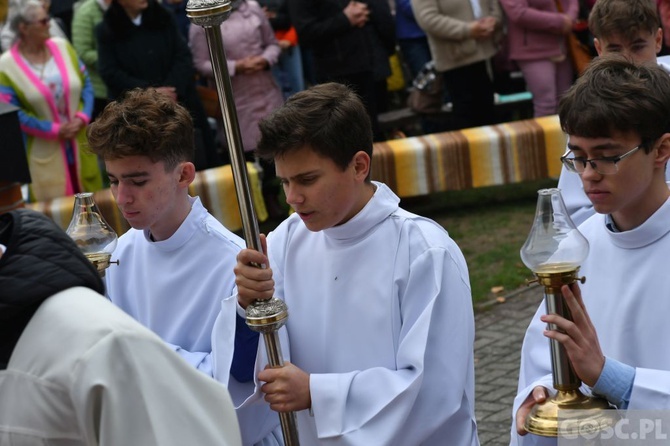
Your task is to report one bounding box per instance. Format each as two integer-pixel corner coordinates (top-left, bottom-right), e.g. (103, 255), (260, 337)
(0, 0), (607, 205)
(3, 0), (670, 445)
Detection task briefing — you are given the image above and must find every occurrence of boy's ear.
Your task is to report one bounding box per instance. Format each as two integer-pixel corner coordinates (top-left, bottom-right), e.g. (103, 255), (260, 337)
(654, 133), (670, 167)
(352, 151), (371, 181)
(655, 27), (663, 55)
(177, 161), (196, 188)
(593, 38), (602, 56)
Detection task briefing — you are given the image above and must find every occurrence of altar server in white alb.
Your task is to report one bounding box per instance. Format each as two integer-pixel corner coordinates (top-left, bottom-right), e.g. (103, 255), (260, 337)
(555, 0), (670, 226)
(222, 82), (479, 445)
(0, 208), (242, 446)
(512, 57), (670, 445)
(87, 88), (253, 378)
(87, 89), (281, 446)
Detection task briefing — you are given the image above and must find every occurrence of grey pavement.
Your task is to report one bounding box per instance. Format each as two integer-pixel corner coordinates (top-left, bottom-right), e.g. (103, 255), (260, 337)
(474, 284), (544, 446)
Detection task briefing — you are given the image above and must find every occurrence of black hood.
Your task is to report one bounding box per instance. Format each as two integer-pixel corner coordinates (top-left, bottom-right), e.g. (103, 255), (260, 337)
(0, 209), (104, 369)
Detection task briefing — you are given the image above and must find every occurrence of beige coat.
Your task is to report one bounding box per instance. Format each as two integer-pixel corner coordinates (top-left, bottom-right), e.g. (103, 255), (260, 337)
(411, 0), (502, 72)
(0, 287), (243, 446)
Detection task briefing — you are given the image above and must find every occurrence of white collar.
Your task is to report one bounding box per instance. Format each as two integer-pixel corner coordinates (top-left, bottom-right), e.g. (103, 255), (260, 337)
(131, 13), (142, 26)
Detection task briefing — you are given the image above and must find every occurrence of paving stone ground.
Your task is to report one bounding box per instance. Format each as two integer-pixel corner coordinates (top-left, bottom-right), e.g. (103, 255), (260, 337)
(474, 284), (544, 446)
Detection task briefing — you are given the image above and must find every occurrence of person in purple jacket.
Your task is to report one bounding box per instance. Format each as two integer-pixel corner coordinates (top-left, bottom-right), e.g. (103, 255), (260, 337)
(189, 0), (287, 219)
(499, 0), (579, 117)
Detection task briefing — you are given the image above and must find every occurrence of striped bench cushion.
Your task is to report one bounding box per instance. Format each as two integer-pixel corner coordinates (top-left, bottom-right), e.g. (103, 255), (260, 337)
(371, 116), (566, 197)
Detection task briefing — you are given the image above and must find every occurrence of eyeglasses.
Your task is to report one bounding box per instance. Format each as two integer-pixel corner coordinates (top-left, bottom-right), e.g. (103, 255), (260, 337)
(560, 144), (643, 175)
(30, 17), (50, 26)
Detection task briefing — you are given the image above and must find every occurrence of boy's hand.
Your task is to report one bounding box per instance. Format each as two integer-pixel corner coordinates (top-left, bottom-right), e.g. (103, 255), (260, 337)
(259, 362), (311, 412)
(541, 283), (605, 387)
(516, 386), (548, 435)
(234, 234), (275, 308)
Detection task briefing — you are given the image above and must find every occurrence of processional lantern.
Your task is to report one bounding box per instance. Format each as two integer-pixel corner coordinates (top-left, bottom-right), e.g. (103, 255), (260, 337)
(520, 188), (614, 437)
(66, 192), (118, 277)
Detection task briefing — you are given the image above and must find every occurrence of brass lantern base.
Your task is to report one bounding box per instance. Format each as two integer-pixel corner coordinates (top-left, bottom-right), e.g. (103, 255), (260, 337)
(525, 389), (615, 437)
(85, 252), (118, 277)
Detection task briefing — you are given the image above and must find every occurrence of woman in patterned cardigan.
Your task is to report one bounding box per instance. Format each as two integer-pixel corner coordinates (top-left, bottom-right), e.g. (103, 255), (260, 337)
(0, 0), (101, 201)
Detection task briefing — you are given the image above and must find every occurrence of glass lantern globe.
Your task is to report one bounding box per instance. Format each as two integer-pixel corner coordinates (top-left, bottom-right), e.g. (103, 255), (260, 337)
(520, 188), (589, 274)
(66, 192), (118, 275)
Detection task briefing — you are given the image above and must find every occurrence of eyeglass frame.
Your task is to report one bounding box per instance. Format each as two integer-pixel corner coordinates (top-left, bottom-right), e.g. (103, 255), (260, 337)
(560, 143), (645, 175)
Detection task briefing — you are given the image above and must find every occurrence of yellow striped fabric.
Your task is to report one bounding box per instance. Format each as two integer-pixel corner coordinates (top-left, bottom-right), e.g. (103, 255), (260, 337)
(26, 162), (268, 235)
(371, 116), (567, 197)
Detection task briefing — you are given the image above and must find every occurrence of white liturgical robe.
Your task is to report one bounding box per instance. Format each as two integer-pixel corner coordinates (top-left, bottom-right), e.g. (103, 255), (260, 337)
(217, 182), (479, 445)
(0, 287), (242, 446)
(511, 196), (670, 446)
(105, 196), (245, 375)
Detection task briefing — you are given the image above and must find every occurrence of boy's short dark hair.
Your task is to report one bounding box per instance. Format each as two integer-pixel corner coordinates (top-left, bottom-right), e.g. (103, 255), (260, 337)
(558, 56), (670, 152)
(256, 82), (373, 172)
(87, 88), (195, 170)
(589, 0), (660, 42)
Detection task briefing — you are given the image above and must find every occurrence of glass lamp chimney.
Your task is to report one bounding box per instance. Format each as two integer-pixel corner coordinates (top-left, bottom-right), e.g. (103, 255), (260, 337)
(66, 192), (118, 276)
(520, 188), (589, 273)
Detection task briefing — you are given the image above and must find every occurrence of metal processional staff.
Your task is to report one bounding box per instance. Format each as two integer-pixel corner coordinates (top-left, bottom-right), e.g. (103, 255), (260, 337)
(185, 1), (299, 444)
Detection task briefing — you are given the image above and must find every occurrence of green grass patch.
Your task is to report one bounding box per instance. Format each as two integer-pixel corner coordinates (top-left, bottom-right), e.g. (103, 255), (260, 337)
(434, 202), (537, 303)
(403, 178), (557, 303)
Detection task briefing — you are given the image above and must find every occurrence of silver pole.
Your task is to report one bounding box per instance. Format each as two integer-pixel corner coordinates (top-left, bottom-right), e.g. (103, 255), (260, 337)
(544, 289), (580, 390)
(186, 2), (299, 444)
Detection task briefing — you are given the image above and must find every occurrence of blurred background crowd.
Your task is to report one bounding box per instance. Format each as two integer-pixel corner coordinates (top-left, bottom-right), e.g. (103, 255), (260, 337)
(2, 0), (669, 209)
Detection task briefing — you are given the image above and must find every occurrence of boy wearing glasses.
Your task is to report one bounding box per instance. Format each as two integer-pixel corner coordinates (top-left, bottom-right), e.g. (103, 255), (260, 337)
(512, 56), (670, 445)
(557, 0), (670, 226)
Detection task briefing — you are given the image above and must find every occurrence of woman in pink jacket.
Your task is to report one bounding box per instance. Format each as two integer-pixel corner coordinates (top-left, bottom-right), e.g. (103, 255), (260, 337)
(189, 0), (286, 218)
(189, 0), (283, 155)
(499, 0), (579, 117)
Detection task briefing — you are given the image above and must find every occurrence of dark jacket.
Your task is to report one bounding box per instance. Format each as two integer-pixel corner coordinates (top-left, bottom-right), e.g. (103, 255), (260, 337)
(256, 0), (292, 31)
(96, 0), (220, 169)
(96, 0), (196, 100)
(288, 0), (395, 80)
(0, 209), (104, 369)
